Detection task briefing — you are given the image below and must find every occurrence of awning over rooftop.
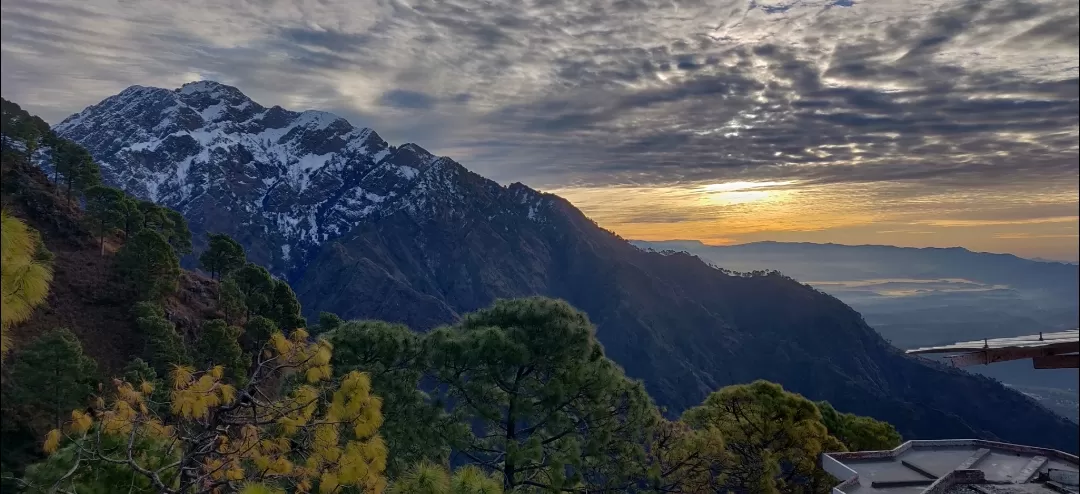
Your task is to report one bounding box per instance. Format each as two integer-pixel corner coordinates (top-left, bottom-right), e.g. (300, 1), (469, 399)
(906, 329), (1079, 368)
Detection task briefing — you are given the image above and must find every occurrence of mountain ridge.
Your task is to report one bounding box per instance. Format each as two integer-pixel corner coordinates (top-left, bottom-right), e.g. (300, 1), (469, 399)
(637, 239), (1078, 265)
(47, 83), (1080, 452)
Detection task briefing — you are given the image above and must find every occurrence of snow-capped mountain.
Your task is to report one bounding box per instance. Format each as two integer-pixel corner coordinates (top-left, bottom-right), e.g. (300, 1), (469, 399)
(55, 81), (551, 277)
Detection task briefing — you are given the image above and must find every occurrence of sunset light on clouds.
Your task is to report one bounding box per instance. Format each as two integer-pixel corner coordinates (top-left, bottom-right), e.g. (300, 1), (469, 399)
(2, 0), (1077, 261)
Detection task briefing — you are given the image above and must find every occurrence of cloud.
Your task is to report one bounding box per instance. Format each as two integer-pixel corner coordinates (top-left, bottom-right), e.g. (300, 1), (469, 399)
(1, 0), (1076, 259)
(378, 89), (438, 110)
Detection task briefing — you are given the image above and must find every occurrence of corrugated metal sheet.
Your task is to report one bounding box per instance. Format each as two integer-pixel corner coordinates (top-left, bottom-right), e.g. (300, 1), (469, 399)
(906, 329), (1079, 354)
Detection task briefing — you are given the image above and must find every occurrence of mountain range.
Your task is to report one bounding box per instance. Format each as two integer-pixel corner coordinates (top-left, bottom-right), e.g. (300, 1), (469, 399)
(44, 81), (1079, 451)
(635, 239), (1080, 421)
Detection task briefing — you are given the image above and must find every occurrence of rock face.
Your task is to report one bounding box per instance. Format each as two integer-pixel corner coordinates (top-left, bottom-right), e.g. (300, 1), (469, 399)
(54, 82), (1079, 452)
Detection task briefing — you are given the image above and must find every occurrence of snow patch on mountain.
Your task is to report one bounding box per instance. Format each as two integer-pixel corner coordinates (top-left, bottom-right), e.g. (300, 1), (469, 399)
(53, 80), (556, 278)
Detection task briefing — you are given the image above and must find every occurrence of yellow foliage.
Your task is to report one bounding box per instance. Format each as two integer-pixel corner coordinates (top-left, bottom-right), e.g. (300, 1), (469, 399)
(1, 210), (53, 360)
(43, 429), (61, 454)
(239, 483), (286, 494)
(41, 328), (388, 494)
(70, 410), (93, 434)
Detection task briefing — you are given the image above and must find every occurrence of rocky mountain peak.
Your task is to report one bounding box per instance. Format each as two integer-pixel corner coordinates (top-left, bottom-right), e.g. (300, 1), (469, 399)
(52, 83), (551, 279)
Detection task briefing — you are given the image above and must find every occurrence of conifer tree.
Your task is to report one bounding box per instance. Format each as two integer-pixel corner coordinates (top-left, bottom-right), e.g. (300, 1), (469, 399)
(0, 210), (53, 360)
(817, 401), (902, 452)
(231, 262), (275, 316)
(39, 329), (388, 494)
(84, 186), (126, 256)
(6, 328), (97, 430)
(164, 209), (193, 255)
(269, 279), (305, 330)
(133, 302), (189, 375)
(427, 297), (655, 491)
(311, 311), (343, 337)
(196, 319), (247, 384)
(389, 463), (503, 494)
(219, 278), (248, 325)
(330, 320), (466, 477)
(243, 315), (278, 350)
(199, 233), (245, 280)
(681, 380), (845, 493)
(116, 230), (180, 300)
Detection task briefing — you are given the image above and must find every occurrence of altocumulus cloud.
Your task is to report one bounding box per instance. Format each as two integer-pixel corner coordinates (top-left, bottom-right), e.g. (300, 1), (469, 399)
(1, 0), (1077, 256)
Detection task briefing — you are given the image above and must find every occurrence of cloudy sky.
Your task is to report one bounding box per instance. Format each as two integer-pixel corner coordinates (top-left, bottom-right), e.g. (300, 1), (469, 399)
(2, 0), (1078, 260)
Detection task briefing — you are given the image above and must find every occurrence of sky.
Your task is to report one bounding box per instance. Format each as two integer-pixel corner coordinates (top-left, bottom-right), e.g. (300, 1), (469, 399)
(2, 0), (1078, 261)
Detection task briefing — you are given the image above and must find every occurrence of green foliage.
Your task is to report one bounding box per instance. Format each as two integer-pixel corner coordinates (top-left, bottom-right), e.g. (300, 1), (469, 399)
(116, 230), (180, 300)
(52, 140), (100, 202)
(133, 302), (189, 376)
(231, 262), (275, 315)
(164, 209), (193, 255)
(330, 320), (465, 477)
(312, 311), (344, 337)
(122, 358), (168, 411)
(269, 279), (305, 330)
(196, 319), (247, 384)
(639, 419), (728, 492)
(0, 99), (51, 161)
(23, 433), (178, 493)
(817, 401), (902, 452)
(35, 330), (386, 494)
(389, 462), (503, 494)
(427, 297), (655, 491)
(682, 380), (846, 493)
(243, 315), (278, 349)
(1, 210), (53, 359)
(83, 186), (126, 255)
(220, 278), (248, 325)
(135, 201), (192, 255)
(199, 233), (245, 280)
(5, 328), (97, 430)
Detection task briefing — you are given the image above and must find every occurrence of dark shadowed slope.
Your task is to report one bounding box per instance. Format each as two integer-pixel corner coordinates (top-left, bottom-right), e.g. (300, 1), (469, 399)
(50, 83), (1080, 451)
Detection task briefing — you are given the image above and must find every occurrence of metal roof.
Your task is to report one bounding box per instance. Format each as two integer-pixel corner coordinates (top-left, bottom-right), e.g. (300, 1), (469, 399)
(905, 330), (1079, 368)
(823, 439), (1080, 494)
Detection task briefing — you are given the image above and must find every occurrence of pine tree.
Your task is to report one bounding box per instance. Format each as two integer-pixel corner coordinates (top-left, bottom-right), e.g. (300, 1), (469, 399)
(231, 262), (275, 316)
(133, 302), (189, 375)
(199, 233), (245, 280)
(52, 141), (99, 204)
(164, 209), (193, 255)
(243, 315), (277, 350)
(115, 230), (180, 300)
(196, 319), (247, 384)
(122, 358), (167, 411)
(389, 462), (503, 494)
(117, 195), (143, 237)
(269, 279), (305, 330)
(817, 401), (902, 452)
(427, 297), (655, 491)
(311, 311), (343, 337)
(219, 278), (248, 325)
(681, 380), (846, 493)
(84, 186), (126, 256)
(39, 329), (387, 494)
(1, 210), (53, 360)
(6, 328), (97, 430)
(330, 320), (466, 477)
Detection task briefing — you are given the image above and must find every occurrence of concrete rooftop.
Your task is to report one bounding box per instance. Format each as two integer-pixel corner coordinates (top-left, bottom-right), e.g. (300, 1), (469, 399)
(823, 439), (1079, 494)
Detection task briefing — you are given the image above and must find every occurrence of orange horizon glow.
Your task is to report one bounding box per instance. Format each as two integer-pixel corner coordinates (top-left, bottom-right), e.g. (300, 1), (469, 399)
(546, 180), (1080, 262)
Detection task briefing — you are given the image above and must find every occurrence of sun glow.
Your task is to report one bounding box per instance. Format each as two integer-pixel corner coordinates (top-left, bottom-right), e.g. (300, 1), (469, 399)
(701, 181), (794, 205)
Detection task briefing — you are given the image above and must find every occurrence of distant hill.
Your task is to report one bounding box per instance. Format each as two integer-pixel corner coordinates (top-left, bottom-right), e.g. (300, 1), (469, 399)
(635, 239), (1080, 422)
(27, 85), (1080, 451)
